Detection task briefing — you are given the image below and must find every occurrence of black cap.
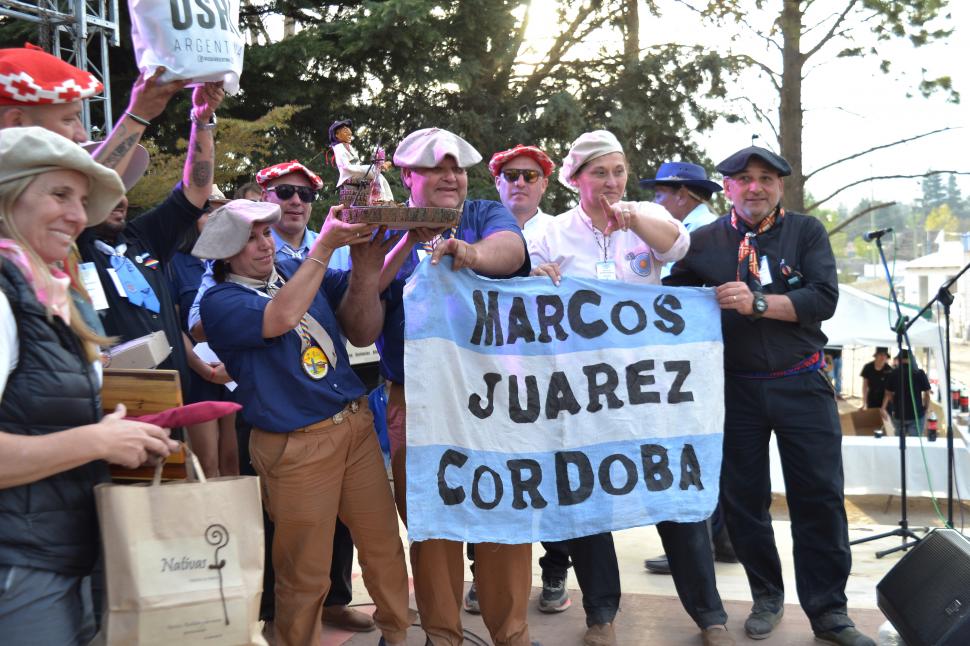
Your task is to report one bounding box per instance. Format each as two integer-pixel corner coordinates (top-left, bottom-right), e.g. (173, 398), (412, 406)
(716, 146), (791, 177)
(874, 346), (890, 357)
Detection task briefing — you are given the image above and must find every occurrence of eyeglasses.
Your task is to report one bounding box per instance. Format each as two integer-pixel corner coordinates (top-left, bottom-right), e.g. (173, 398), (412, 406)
(500, 169), (542, 184)
(267, 184), (317, 203)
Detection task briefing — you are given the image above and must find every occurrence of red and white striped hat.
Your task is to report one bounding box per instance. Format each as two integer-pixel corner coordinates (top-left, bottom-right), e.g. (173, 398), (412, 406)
(488, 144), (555, 178)
(0, 44), (102, 106)
(255, 160), (323, 190)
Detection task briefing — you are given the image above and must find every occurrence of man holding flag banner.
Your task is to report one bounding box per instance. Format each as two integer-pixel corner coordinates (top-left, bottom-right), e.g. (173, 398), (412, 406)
(403, 129), (732, 646)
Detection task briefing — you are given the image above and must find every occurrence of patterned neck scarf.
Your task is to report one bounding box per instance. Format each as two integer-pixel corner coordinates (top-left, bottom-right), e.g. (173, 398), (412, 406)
(730, 206), (784, 285)
(417, 205), (463, 254)
(0, 239), (72, 325)
(226, 267), (338, 367)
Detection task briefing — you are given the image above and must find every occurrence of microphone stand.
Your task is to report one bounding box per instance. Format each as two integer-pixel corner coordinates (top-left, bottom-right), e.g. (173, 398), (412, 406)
(849, 233), (927, 557)
(900, 259), (970, 527)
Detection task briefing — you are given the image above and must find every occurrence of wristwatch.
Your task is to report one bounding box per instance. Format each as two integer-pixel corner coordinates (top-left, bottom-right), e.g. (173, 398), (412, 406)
(190, 109), (217, 130)
(750, 291), (768, 319)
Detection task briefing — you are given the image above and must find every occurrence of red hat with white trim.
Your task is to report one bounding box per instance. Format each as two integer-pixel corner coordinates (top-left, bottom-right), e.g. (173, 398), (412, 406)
(488, 144), (555, 178)
(255, 160), (324, 190)
(0, 44), (102, 106)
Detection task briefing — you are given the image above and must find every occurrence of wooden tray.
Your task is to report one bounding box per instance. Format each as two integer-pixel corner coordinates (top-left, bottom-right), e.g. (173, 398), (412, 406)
(339, 205), (460, 229)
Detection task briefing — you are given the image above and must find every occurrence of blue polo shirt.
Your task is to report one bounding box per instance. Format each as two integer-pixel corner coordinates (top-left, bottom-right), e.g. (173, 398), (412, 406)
(200, 258), (365, 432)
(376, 199), (529, 383)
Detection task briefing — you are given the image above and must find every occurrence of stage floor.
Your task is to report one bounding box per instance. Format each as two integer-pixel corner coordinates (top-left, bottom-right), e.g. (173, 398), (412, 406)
(335, 591), (885, 645)
(269, 493), (966, 645)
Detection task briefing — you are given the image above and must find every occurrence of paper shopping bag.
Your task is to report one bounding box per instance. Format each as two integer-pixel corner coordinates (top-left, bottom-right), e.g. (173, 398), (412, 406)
(94, 451), (266, 645)
(128, 0), (245, 93)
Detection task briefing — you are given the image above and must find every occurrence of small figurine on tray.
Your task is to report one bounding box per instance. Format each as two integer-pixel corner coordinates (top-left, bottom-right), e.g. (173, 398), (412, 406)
(328, 119), (395, 205)
(327, 119), (460, 230)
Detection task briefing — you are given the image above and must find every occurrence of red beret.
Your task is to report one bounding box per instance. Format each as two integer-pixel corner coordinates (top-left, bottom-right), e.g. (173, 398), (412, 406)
(255, 160), (324, 190)
(488, 144), (555, 178)
(0, 44), (102, 106)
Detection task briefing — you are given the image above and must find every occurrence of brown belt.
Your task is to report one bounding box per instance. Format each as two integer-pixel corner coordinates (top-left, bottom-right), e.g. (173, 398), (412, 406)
(290, 398), (362, 433)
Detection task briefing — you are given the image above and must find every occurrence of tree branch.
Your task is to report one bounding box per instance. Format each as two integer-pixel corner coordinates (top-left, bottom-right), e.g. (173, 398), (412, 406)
(519, 2), (609, 100)
(805, 127), (958, 180)
(723, 54), (781, 91)
(807, 171), (970, 212)
(803, 0), (859, 62)
(826, 201), (895, 236)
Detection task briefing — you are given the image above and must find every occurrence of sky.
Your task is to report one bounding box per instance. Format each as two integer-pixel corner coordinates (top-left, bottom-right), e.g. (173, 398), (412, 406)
(522, 0), (969, 212)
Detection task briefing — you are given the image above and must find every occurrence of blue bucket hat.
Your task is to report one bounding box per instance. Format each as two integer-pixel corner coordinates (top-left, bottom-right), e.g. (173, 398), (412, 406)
(638, 161), (722, 194)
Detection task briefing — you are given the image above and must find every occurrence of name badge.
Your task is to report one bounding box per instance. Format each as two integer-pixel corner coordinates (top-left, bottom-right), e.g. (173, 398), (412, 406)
(759, 255), (773, 286)
(79, 262), (110, 310)
(106, 267), (128, 299)
(595, 261), (617, 281)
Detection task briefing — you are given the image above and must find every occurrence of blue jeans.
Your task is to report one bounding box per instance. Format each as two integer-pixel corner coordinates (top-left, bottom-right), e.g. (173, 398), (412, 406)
(0, 565), (94, 645)
(893, 417), (924, 437)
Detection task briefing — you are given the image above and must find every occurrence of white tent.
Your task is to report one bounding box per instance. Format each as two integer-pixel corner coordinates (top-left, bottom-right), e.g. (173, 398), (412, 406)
(823, 284), (944, 351)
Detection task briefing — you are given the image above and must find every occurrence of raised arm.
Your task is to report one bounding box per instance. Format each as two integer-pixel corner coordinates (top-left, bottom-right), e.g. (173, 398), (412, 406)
(338, 228), (401, 346)
(93, 68), (186, 172)
(181, 83), (225, 208)
(261, 207), (376, 339)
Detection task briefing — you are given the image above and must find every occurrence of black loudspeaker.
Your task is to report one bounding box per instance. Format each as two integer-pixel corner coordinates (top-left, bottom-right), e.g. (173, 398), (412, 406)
(877, 528), (970, 645)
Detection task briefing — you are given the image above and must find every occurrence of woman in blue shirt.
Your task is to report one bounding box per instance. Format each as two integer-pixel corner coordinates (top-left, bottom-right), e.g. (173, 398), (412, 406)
(194, 199), (411, 646)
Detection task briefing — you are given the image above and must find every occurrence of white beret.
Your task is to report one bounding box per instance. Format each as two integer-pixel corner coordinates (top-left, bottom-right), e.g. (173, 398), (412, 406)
(192, 199), (281, 260)
(0, 126), (124, 227)
(558, 130), (625, 190)
(393, 127), (482, 169)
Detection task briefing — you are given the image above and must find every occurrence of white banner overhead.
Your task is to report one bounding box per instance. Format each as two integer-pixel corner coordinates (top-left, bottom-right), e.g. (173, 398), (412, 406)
(129, 0), (245, 93)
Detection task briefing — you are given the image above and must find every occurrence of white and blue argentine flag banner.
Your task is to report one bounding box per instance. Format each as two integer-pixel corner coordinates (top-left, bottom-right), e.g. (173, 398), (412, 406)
(403, 258), (724, 544)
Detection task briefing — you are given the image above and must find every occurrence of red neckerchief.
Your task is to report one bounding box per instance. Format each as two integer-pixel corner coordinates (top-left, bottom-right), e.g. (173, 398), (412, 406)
(731, 206), (785, 283)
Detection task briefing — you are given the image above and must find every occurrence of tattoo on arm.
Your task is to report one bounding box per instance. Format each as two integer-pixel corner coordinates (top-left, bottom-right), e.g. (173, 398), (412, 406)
(191, 161), (213, 187)
(98, 129), (139, 170)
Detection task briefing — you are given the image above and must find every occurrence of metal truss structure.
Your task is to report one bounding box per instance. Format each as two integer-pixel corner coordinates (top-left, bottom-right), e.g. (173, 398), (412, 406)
(0, 1), (120, 136)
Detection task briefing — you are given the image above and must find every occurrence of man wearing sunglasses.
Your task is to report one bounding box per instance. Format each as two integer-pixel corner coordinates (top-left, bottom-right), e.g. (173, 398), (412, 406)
(490, 144), (555, 235)
(451, 145), (573, 619)
(255, 160), (350, 270)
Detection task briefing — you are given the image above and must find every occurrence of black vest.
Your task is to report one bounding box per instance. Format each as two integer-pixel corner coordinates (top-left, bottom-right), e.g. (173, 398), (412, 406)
(0, 260), (107, 576)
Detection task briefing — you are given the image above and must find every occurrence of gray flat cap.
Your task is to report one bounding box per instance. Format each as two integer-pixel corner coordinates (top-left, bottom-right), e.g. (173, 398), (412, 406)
(192, 199), (281, 260)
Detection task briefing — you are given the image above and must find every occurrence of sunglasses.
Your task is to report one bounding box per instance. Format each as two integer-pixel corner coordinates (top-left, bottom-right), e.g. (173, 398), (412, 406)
(500, 169), (542, 184)
(267, 184), (317, 203)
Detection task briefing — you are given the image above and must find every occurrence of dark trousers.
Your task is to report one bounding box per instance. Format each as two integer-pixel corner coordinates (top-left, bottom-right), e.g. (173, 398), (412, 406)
(567, 532), (620, 627)
(722, 371), (853, 633)
(537, 541), (571, 580)
(236, 418), (355, 620)
(568, 523), (726, 630)
(657, 520), (728, 629)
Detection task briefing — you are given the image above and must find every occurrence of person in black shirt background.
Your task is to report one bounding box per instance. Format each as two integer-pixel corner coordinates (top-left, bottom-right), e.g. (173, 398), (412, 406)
(76, 83), (223, 400)
(666, 146), (873, 646)
(881, 349), (931, 437)
(860, 347), (893, 412)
